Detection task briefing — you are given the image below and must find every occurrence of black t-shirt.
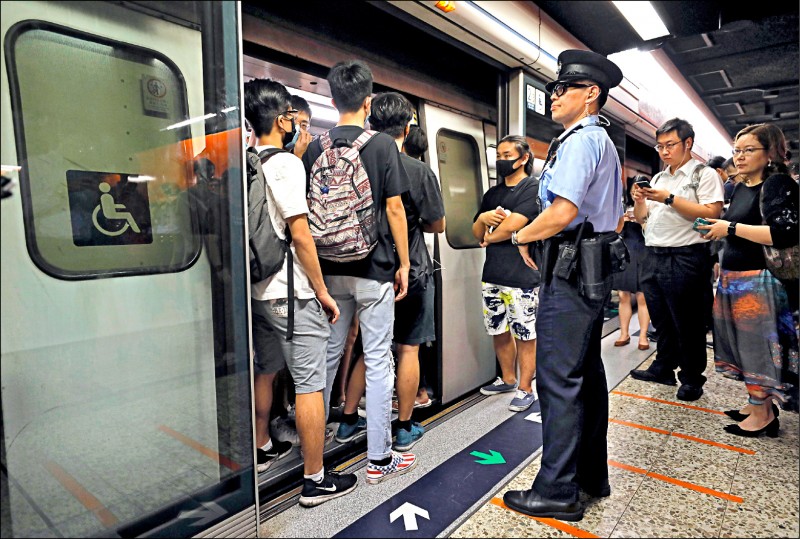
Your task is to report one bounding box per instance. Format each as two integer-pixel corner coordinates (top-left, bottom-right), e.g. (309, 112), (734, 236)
(475, 177), (541, 288)
(302, 126), (410, 282)
(400, 154), (445, 273)
(721, 182), (766, 271)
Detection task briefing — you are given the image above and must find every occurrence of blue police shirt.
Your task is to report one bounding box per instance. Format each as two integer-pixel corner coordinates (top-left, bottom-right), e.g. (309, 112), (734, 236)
(538, 115), (623, 232)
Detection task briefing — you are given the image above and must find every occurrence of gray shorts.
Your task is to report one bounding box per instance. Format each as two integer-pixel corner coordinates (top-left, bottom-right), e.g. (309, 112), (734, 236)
(251, 297), (330, 394)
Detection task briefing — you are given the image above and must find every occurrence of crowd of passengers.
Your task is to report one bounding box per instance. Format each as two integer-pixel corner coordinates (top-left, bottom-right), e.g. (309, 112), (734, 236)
(240, 57), (799, 509)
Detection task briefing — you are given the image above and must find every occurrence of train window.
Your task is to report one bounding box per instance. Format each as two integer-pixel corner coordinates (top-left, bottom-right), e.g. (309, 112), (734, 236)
(2, 2), (255, 538)
(5, 21), (200, 279)
(436, 129), (483, 249)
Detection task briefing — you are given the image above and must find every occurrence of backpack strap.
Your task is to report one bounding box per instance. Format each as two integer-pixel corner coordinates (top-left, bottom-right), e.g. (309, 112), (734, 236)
(255, 146), (295, 340)
(318, 131), (333, 151)
(352, 130), (378, 151)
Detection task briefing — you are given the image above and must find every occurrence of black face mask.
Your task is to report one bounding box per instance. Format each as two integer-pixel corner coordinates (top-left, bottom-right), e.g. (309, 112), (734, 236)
(282, 117), (297, 147)
(496, 158), (521, 178)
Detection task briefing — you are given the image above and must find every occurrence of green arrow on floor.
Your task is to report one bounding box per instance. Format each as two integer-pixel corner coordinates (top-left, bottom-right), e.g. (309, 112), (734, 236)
(470, 449), (506, 465)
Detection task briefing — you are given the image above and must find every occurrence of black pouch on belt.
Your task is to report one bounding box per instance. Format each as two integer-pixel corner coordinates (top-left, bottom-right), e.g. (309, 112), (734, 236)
(578, 232), (629, 300)
(552, 217), (591, 281)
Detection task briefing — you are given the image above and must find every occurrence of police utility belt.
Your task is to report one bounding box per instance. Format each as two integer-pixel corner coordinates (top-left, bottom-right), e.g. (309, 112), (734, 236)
(541, 217), (630, 301)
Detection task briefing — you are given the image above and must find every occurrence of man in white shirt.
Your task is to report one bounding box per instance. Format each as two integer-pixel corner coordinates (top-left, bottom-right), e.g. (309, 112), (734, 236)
(631, 118), (724, 401)
(244, 78), (357, 507)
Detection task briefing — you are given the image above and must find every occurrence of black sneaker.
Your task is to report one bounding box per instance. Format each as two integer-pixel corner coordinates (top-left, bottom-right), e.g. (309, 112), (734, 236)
(256, 440), (293, 473)
(298, 471), (357, 507)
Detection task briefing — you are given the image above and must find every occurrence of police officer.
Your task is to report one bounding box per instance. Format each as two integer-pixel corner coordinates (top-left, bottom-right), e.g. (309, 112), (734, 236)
(504, 49), (624, 521)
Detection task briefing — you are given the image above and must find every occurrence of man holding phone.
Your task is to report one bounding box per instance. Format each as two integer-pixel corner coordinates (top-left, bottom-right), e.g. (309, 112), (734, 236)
(630, 118), (724, 402)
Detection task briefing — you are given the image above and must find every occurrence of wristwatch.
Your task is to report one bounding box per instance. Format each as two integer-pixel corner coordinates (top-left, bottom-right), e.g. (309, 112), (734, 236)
(511, 231), (526, 245)
(728, 221), (737, 237)
(664, 193), (675, 206)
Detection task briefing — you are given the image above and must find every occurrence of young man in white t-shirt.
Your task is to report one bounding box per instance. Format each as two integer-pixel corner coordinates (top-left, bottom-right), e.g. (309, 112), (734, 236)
(244, 78), (356, 507)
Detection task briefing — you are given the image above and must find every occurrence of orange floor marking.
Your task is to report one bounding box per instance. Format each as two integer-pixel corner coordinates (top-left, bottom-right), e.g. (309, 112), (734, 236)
(608, 418), (756, 455)
(611, 390), (728, 415)
(43, 461), (119, 528)
(158, 425), (241, 471)
(608, 460), (744, 503)
(490, 498), (599, 538)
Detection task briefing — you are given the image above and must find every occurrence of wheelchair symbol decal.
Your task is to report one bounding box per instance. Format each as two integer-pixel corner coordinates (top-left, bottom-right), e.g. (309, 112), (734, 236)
(92, 182), (141, 236)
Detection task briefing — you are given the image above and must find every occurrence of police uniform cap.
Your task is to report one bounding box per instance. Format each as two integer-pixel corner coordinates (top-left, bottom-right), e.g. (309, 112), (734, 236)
(545, 49), (623, 93)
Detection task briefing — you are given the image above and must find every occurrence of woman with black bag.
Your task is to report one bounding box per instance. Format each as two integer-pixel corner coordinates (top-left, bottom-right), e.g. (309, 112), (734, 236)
(698, 123), (799, 437)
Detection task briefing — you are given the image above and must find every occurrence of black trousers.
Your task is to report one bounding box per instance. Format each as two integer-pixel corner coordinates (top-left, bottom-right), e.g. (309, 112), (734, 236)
(532, 263), (611, 503)
(640, 244), (710, 387)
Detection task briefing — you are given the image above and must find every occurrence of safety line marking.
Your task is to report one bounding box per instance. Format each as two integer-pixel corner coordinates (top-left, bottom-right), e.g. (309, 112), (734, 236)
(43, 460), (119, 528)
(489, 498), (599, 538)
(608, 460), (743, 503)
(158, 425), (241, 471)
(611, 390), (728, 415)
(608, 418), (756, 455)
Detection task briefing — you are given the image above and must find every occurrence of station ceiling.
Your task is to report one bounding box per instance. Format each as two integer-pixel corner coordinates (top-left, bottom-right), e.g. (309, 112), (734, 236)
(534, 1), (800, 160)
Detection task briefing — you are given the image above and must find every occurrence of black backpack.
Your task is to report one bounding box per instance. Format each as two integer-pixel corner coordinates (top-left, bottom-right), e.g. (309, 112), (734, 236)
(246, 146), (294, 339)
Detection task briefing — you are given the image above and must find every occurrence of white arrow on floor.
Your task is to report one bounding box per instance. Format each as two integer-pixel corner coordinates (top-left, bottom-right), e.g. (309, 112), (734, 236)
(389, 502), (430, 531)
(178, 501), (226, 527)
(524, 411), (542, 423)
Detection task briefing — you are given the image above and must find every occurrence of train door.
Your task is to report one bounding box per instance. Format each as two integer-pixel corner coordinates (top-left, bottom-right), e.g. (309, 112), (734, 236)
(419, 103), (495, 404)
(1, 2), (258, 537)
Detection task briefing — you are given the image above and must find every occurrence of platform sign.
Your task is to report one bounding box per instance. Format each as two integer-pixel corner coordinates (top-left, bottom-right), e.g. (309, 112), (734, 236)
(66, 170), (153, 247)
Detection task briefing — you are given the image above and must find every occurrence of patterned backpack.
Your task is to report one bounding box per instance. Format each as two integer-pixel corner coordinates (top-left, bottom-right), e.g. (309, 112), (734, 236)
(307, 130), (379, 262)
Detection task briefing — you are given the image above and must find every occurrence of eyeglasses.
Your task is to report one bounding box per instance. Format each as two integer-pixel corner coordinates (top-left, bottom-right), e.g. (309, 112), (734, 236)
(550, 82), (593, 98)
(732, 147), (766, 157)
(279, 108), (299, 120)
(654, 140), (684, 153)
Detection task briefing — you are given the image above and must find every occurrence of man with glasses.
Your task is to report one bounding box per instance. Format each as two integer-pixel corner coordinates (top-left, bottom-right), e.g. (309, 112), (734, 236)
(503, 49), (624, 521)
(630, 118), (724, 401)
(244, 78), (358, 507)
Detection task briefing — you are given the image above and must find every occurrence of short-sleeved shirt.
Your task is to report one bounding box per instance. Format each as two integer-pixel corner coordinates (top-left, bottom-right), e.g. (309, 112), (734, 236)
(720, 182), (766, 271)
(643, 159), (724, 247)
(251, 145), (316, 301)
(400, 153), (445, 273)
(302, 126), (411, 283)
(476, 176), (541, 289)
(538, 115), (623, 233)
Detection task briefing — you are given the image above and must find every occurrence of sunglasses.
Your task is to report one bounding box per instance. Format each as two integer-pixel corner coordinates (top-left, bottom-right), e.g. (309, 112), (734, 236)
(550, 82), (594, 98)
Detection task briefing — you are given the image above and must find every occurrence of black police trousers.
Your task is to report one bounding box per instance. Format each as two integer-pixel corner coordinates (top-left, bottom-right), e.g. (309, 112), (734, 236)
(640, 243), (710, 388)
(532, 244), (612, 503)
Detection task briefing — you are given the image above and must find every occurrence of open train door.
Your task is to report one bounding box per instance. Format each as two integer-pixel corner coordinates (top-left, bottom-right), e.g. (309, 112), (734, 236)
(419, 103), (496, 405)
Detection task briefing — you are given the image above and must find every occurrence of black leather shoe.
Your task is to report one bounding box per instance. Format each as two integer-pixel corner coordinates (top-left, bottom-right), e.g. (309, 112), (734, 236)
(724, 417), (779, 438)
(724, 403), (780, 422)
(630, 369), (677, 386)
(676, 384), (703, 401)
(503, 489), (584, 521)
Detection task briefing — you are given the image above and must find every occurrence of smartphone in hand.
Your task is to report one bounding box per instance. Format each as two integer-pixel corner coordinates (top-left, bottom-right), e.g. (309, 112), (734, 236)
(693, 217), (711, 234)
(634, 178), (652, 189)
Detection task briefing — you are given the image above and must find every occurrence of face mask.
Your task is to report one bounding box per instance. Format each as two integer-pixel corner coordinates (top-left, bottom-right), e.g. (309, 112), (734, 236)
(282, 117), (296, 147)
(288, 127), (300, 148)
(496, 158), (520, 178)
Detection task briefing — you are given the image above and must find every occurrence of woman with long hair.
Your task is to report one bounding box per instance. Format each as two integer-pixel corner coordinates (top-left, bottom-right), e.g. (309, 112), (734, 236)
(699, 123), (799, 437)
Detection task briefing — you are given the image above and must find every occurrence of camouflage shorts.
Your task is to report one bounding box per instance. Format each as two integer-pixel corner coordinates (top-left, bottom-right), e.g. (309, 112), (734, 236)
(481, 282), (539, 341)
